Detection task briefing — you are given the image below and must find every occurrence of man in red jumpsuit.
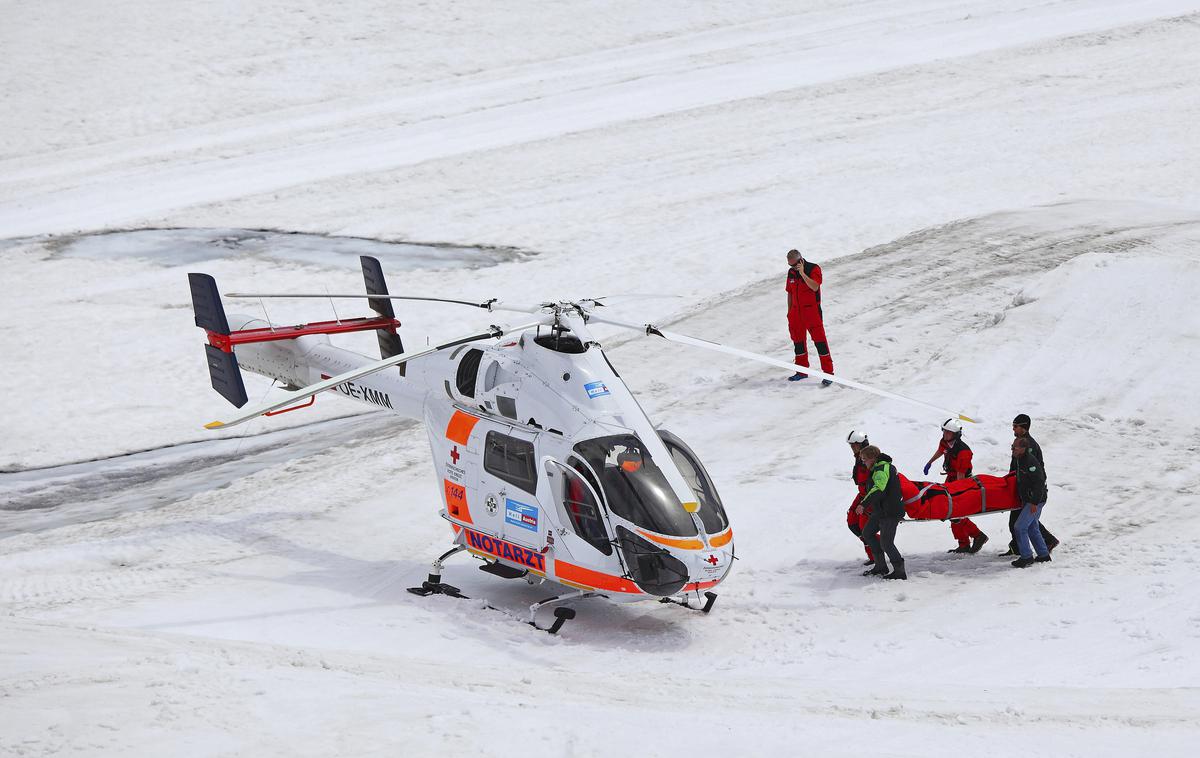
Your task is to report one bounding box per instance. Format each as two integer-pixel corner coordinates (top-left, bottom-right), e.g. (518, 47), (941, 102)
(785, 249), (834, 385)
(845, 429), (876, 564)
(922, 419), (989, 553)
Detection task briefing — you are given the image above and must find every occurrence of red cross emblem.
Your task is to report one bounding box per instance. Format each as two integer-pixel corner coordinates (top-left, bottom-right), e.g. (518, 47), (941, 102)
(705, 554), (718, 566)
(450, 446), (460, 464)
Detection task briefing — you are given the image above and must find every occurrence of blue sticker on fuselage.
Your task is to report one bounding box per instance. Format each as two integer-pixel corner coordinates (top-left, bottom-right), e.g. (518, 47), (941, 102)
(584, 380), (610, 399)
(505, 498), (539, 531)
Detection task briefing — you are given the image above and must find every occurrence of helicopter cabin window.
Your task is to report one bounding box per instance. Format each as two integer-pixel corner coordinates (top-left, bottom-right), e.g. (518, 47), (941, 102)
(483, 431), (537, 494)
(571, 435), (697, 537)
(455, 348), (484, 398)
(659, 430), (730, 533)
(561, 458), (612, 555)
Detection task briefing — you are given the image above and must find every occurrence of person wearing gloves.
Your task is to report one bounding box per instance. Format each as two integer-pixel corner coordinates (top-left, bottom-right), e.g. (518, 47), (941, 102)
(922, 419), (988, 554)
(1010, 435), (1051, 568)
(845, 430), (877, 565)
(857, 445), (907, 580)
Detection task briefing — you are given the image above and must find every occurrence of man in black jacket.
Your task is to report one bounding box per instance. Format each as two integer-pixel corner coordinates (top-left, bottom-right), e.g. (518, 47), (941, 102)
(1011, 435), (1051, 568)
(857, 445), (907, 580)
(1002, 414), (1060, 556)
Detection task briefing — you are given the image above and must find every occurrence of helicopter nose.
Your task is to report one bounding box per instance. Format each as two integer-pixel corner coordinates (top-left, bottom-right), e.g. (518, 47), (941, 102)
(691, 546), (731, 586)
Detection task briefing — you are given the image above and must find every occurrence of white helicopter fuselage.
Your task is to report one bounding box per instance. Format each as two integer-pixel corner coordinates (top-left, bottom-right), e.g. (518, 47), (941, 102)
(227, 310), (735, 602)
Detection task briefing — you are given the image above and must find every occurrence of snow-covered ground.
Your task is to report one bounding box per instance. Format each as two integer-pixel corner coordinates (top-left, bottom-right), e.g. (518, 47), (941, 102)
(3, 2), (1200, 755)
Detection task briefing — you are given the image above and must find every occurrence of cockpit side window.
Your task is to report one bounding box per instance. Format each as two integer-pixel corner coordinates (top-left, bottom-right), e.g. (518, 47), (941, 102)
(572, 435), (697, 537)
(483, 431), (537, 494)
(561, 457), (612, 555)
(661, 432), (729, 533)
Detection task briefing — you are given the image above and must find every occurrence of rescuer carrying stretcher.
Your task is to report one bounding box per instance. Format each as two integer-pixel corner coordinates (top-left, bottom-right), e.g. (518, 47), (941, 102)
(845, 414), (1060, 578)
(922, 419), (989, 554)
(845, 430), (878, 565)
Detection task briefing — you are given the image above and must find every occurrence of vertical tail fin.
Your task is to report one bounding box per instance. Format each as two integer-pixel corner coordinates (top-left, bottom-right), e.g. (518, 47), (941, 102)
(188, 273), (249, 408)
(360, 256), (405, 375)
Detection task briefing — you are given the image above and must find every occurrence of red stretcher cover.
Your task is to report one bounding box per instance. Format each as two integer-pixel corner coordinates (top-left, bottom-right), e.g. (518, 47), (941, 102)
(897, 473), (1021, 521)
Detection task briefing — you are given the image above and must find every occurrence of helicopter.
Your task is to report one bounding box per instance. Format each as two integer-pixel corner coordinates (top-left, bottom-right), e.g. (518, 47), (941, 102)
(189, 256), (973, 633)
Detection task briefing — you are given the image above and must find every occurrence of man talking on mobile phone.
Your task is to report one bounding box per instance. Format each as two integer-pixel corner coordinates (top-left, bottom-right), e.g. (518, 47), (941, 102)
(784, 249), (834, 386)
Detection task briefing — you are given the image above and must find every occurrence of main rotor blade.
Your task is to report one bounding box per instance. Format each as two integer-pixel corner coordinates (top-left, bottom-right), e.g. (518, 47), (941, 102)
(223, 292), (545, 316)
(589, 314), (977, 424)
(204, 318), (549, 430)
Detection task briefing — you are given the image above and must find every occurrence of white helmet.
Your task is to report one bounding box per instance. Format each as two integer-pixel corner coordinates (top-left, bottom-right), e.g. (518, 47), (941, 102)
(941, 418), (963, 434)
(847, 430), (868, 445)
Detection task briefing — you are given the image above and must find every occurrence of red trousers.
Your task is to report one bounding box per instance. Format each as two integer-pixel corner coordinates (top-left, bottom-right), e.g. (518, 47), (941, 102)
(847, 503), (876, 560)
(788, 304), (834, 375)
(950, 518), (983, 546)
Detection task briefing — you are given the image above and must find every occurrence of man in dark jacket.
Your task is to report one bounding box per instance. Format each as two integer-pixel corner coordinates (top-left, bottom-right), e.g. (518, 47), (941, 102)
(857, 445), (906, 580)
(1010, 435), (1051, 568)
(1002, 414), (1059, 556)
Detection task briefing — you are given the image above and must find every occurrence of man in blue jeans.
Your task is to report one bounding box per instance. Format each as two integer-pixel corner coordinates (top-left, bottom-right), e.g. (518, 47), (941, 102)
(1010, 436), (1050, 568)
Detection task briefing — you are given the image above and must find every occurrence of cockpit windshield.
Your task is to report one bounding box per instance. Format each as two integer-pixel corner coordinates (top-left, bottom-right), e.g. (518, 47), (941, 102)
(571, 434), (698, 537)
(658, 430), (729, 533)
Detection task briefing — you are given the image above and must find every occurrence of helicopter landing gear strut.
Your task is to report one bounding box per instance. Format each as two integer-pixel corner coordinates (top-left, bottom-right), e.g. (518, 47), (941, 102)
(659, 590), (718, 614)
(526, 590), (595, 634)
(407, 545), (468, 598)
(407, 545), (585, 634)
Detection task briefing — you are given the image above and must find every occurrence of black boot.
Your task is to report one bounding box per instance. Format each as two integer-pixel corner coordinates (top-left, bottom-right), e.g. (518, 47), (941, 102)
(884, 561), (907, 580)
(999, 542), (1018, 557)
(1034, 555), (1052, 563)
(948, 545), (971, 554)
(1046, 536), (1060, 553)
(863, 564), (888, 577)
(968, 533), (989, 554)
(863, 559), (876, 566)
(1011, 557), (1035, 568)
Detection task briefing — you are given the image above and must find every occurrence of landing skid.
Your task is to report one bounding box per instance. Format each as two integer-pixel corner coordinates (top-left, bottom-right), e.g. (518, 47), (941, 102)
(406, 545), (584, 634)
(660, 590), (718, 614)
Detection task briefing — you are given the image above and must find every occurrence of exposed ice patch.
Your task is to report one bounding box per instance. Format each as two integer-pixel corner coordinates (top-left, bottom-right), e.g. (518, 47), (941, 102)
(6, 227), (534, 270)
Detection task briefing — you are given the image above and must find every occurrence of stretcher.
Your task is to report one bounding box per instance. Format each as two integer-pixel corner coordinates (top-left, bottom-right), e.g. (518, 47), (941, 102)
(897, 473), (1021, 521)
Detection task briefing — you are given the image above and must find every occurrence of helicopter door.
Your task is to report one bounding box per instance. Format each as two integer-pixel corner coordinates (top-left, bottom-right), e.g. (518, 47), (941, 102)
(479, 427), (542, 548)
(543, 458), (614, 557)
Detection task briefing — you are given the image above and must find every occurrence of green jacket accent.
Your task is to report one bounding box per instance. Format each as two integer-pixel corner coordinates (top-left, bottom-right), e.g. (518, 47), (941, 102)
(862, 453), (904, 519)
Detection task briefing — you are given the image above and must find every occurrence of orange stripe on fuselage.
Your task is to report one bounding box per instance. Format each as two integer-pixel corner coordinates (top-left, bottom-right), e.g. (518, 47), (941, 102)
(709, 528), (733, 548)
(636, 529), (704, 551)
(683, 579), (721, 592)
(445, 410), (480, 445)
(554, 560), (642, 594)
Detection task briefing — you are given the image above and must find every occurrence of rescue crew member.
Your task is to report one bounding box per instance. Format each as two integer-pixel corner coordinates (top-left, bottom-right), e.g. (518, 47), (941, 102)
(858, 445), (906, 580)
(785, 249), (834, 386)
(1002, 414), (1059, 556)
(922, 419), (988, 554)
(1010, 435), (1051, 568)
(846, 430), (877, 565)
